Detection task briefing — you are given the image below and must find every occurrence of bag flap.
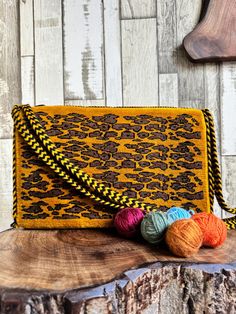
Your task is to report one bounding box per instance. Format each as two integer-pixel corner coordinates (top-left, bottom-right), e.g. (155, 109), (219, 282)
(14, 105), (210, 228)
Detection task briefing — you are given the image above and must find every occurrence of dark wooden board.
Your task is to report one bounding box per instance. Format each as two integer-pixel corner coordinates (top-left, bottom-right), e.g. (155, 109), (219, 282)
(183, 0), (236, 62)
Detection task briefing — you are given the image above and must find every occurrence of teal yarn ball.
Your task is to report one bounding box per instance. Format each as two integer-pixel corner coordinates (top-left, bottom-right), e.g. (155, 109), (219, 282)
(141, 212), (169, 244)
(167, 207), (194, 224)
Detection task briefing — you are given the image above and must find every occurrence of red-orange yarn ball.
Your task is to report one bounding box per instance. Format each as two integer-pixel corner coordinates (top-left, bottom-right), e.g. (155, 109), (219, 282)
(191, 212), (227, 248)
(165, 219), (203, 257)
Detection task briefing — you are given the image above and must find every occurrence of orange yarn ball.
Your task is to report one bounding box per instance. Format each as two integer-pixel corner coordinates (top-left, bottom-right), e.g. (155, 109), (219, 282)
(165, 219), (203, 257)
(191, 212), (227, 248)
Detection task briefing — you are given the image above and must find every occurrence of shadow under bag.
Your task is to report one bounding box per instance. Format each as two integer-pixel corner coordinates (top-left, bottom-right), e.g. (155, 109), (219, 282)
(11, 104), (236, 229)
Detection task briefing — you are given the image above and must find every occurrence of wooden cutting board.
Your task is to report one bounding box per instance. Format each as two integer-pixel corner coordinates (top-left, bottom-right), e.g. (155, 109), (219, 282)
(183, 0), (236, 62)
(0, 228), (235, 313)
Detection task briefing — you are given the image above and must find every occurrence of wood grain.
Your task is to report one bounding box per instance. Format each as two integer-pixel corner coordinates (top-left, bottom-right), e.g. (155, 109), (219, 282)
(0, 228), (235, 291)
(157, 0), (177, 73)
(122, 18), (158, 106)
(1, 258), (236, 314)
(204, 64), (220, 148)
(1, 4), (236, 310)
(159, 73), (178, 107)
(220, 62), (236, 215)
(183, 0), (236, 62)
(65, 99), (105, 107)
(0, 0), (235, 229)
(103, 0), (123, 107)
(20, 0), (35, 107)
(20, 0), (34, 56)
(0, 0), (21, 138)
(0, 140), (13, 231)
(63, 0), (104, 100)
(176, 0), (204, 108)
(0, 113), (12, 139)
(21, 56), (35, 105)
(176, 0), (202, 47)
(221, 156), (236, 219)
(121, 0), (156, 19)
(34, 0), (64, 105)
(204, 63), (222, 217)
(221, 63), (236, 155)
(65, 262), (236, 313)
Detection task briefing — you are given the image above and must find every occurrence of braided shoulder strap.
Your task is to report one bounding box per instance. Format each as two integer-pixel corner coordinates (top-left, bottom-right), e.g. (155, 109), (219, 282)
(12, 105), (236, 229)
(12, 105), (155, 224)
(203, 109), (236, 229)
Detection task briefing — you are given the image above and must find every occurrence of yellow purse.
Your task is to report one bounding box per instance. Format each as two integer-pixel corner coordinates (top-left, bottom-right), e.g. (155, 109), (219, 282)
(12, 104), (236, 229)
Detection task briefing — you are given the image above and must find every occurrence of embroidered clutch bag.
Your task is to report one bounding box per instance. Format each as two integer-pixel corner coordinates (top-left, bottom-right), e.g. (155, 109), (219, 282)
(12, 105), (236, 229)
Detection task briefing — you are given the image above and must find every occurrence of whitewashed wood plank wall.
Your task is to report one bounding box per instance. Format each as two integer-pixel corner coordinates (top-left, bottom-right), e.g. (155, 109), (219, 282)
(0, 0), (235, 230)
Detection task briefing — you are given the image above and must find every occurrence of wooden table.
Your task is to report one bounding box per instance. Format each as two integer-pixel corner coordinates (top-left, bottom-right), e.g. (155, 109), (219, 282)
(0, 228), (235, 313)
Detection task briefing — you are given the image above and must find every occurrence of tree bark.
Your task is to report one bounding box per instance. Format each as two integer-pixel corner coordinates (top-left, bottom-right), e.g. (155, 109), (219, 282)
(0, 229), (236, 313)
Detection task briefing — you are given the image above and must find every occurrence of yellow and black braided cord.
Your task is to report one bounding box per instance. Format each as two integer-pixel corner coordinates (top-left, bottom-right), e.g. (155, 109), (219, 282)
(202, 110), (215, 211)
(12, 105), (155, 226)
(203, 109), (236, 229)
(11, 112), (127, 227)
(12, 111), (127, 207)
(12, 105), (236, 229)
(11, 126), (18, 227)
(20, 105), (156, 211)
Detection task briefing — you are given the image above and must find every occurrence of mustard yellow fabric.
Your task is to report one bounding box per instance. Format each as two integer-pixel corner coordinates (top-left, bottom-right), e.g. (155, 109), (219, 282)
(14, 106), (210, 229)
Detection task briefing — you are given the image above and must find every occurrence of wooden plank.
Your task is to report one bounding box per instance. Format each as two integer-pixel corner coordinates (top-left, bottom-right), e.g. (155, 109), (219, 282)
(63, 0), (104, 100)
(65, 99), (105, 107)
(177, 61), (204, 109)
(221, 63), (236, 155)
(157, 0), (177, 73)
(0, 139), (13, 231)
(21, 56), (35, 105)
(178, 99), (204, 108)
(176, 0), (202, 47)
(122, 18), (158, 106)
(0, 113), (12, 139)
(0, 0), (21, 138)
(220, 63), (236, 217)
(34, 0), (64, 105)
(121, 0), (156, 19)
(103, 0), (123, 107)
(176, 0), (204, 108)
(204, 63), (222, 217)
(221, 156), (236, 219)
(159, 73), (178, 107)
(20, 0), (34, 56)
(204, 64), (220, 147)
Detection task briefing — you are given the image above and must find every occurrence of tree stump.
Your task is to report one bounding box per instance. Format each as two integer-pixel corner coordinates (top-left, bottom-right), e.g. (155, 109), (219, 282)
(0, 228), (236, 313)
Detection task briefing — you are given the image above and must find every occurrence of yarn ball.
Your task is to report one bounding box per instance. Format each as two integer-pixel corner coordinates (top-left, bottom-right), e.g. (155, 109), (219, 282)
(191, 212), (227, 248)
(114, 207), (145, 238)
(167, 207), (194, 223)
(141, 212), (169, 244)
(165, 219), (203, 257)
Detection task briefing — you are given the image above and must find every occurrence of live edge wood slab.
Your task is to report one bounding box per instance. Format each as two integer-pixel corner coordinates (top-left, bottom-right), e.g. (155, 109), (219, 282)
(0, 229), (236, 314)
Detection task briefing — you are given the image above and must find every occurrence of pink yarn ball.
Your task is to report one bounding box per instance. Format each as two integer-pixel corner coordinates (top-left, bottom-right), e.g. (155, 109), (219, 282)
(114, 207), (145, 238)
